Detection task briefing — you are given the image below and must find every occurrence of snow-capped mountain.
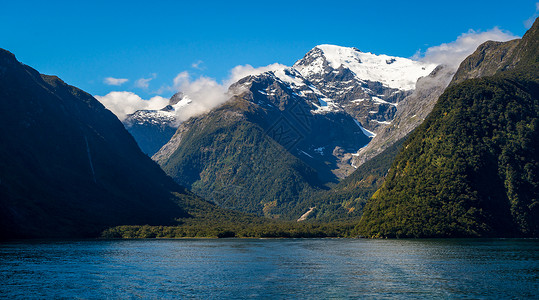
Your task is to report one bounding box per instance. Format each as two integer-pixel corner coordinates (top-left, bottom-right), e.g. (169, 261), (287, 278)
(296, 45), (436, 91)
(229, 68), (372, 180)
(151, 45), (440, 218)
(124, 92), (191, 156)
(125, 92), (191, 127)
(222, 45), (438, 176)
(150, 45), (439, 180)
(232, 44), (437, 134)
(291, 45), (437, 132)
(124, 45), (436, 160)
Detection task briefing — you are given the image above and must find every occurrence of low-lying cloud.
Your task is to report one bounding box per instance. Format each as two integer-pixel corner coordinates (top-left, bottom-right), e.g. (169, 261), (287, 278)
(171, 71), (229, 122)
(95, 91), (169, 121)
(97, 28), (519, 124)
(96, 63), (286, 123)
(226, 63), (286, 86)
(104, 77), (129, 86)
(416, 27), (519, 69)
(170, 63), (286, 122)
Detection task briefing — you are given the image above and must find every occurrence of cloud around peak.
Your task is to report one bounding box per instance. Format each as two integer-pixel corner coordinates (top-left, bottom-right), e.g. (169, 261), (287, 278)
(96, 62), (287, 123)
(96, 26), (520, 124)
(95, 91), (169, 121)
(416, 27), (519, 68)
(154, 63), (288, 122)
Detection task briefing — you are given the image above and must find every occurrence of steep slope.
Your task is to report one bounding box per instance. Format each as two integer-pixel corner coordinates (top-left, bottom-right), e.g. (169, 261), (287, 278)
(154, 95), (323, 218)
(0, 49), (202, 239)
(356, 19), (539, 238)
(450, 39), (520, 85)
(230, 67), (372, 180)
(154, 45), (435, 219)
(353, 65), (456, 166)
(353, 36), (524, 168)
(124, 92), (190, 156)
(304, 137), (406, 222)
(293, 44), (437, 133)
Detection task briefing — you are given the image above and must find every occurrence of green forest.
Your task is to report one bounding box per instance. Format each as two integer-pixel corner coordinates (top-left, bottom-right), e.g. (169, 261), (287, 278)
(357, 66), (539, 237)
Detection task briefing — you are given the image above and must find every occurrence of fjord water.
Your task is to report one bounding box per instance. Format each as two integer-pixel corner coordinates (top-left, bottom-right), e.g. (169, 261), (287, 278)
(1, 239), (538, 298)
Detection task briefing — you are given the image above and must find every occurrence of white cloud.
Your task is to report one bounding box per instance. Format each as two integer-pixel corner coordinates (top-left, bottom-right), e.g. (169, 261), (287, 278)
(104, 77), (128, 86)
(150, 63), (286, 122)
(97, 63), (288, 123)
(191, 60), (205, 70)
(416, 28), (519, 69)
(225, 63), (286, 86)
(135, 73), (157, 89)
(95, 91), (169, 121)
(173, 63), (288, 122)
(524, 3), (539, 28)
(171, 71), (228, 122)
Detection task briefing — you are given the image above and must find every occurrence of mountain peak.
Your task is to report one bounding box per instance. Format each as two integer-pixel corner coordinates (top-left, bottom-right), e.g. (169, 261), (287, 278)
(294, 44), (437, 91)
(169, 92), (185, 106)
(0, 48), (16, 61)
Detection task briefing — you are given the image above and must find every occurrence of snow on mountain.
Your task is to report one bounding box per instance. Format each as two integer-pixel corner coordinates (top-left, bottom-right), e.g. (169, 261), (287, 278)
(130, 44), (436, 137)
(126, 93), (191, 127)
(280, 45), (436, 133)
(132, 44), (439, 172)
(295, 44), (437, 91)
(226, 44), (439, 175)
(123, 93), (191, 156)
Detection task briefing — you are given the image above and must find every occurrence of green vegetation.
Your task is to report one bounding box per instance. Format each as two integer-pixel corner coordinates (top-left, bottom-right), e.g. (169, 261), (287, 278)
(356, 19), (539, 238)
(103, 191), (358, 239)
(307, 138), (406, 222)
(157, 98), (322, 219)
(357, 66), (539, 238)
(101, 222), (356, 239)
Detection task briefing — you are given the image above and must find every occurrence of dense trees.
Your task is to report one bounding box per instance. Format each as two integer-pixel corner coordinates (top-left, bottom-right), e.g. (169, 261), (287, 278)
(357, 67), (539, 237)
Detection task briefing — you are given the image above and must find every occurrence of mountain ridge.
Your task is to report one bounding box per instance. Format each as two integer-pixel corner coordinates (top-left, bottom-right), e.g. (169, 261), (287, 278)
(152, 45), (436, 219)
(356, 18), (539, 238)
(0, 49), (209, 239)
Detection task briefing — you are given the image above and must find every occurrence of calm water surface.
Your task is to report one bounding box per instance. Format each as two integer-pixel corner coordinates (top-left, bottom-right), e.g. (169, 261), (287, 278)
(1, 238), (538, 299)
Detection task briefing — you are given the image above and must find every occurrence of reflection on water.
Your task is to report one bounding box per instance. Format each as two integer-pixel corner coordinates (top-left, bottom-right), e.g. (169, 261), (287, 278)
(1, 239), (538, 298)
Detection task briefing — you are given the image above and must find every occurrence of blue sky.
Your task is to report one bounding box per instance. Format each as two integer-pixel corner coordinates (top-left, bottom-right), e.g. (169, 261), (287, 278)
(1, 0), (537, 102)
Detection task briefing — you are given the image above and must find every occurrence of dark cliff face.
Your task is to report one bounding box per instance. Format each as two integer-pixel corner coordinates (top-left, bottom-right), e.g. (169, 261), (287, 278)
(0, 49), (194, 239)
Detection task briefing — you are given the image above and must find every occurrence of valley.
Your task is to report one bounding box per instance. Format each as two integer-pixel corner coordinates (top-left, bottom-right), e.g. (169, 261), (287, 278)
(1, 17), (537, 239)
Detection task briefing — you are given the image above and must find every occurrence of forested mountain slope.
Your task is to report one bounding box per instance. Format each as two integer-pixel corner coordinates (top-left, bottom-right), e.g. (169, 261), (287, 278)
(356, 19), (539, 238)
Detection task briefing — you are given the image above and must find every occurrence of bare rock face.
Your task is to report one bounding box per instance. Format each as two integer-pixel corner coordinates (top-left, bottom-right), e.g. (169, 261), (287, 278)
(152, 44), (438, 219)
(353, 65), (456, 167)
(450, 39), (520, 85)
